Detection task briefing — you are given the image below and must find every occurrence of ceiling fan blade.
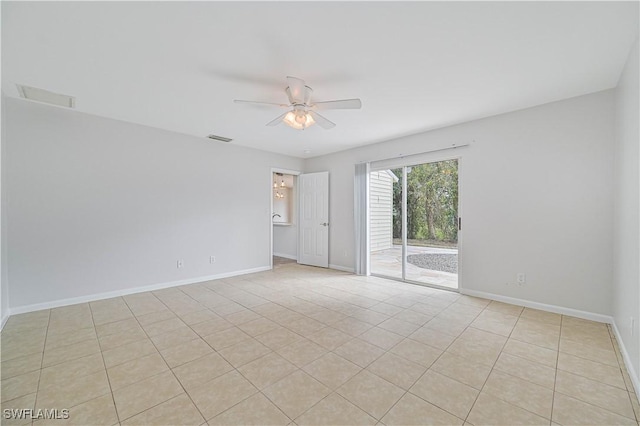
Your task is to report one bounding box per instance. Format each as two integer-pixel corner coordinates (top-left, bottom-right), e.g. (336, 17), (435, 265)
(313, 99), (362, 110)
(234, 100), (289, 108)
(266, 111), (288, 127)
(309, 111), (336, 130)
(286, 76), (306, 104)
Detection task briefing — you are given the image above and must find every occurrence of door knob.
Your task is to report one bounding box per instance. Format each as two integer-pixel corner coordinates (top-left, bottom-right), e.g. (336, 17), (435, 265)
(321, 222), (329, 226)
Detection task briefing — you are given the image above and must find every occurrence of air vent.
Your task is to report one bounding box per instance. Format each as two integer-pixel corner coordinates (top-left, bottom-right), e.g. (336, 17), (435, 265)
(206, 134), (233, 143)
(17, 84), (75, 108)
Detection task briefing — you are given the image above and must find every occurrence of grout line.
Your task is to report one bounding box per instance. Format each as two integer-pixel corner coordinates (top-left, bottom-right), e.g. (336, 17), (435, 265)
(31, 309), (51, 420)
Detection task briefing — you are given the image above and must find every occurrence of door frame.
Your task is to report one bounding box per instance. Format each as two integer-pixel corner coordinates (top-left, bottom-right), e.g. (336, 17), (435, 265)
(369, 153), (464, 292)
(270, 167), (301, 270)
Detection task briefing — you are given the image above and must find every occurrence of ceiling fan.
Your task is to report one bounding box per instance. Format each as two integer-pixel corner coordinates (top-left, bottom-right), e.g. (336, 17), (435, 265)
(234, 76), (362, 130)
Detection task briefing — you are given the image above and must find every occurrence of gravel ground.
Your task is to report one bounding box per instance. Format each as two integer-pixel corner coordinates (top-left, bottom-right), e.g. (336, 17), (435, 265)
(407, 253), (458, 274)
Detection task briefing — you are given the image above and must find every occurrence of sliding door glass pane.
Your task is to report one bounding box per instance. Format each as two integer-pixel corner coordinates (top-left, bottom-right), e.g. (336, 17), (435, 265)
(369, 169), (402, 280)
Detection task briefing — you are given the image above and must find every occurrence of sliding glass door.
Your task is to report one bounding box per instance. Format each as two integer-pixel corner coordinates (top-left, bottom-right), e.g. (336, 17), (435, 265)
(369, 159), (459, 290)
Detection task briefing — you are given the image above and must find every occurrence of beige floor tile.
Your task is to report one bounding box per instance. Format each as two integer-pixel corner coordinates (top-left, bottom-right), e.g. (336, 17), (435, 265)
(559, 337), (619, 367)
(511, 318), (560, 350)
(39, 353), (105, 390)
(410, 370), (478, 419)
(43, 339), (101, 367)
(1, 392), (36, 426)
(552, 392), (636, 425)
(36, 394), (118, 426)
(471, 310), (519, 336)
(202, 326), (251, 350)
(295, 392), (376, 426)
(520, 308), (561, 326)
(190, 317), (234, 337)
(483, 370), (553, 419)
(393, 309), (433, 326)
(555, 370), (635, 419)
(150, 326), (199, 350)
(224, 309), (262, 325)
(209, 392), (289, 425)
(134, 309), (176, 326)
(277, 339), (328, 368)
(3, 310), (50, 331)
(263, 371), (330, 419)
(502, 338), (558, 368)
(36, 370), (110, 410)
(307, 327), (352, 350)
(367, 352), (425, 390)
(172, 352), (233, 391)
(121, 393), (204, 426)
(369, 303), (404, 316)
(331, 317), (373, 337)
(350, 308), (390, 325)
(303, 353), (362, 389)
(423, 317), (468, 338)
(333, 338), (385, 368)
(409, 326), (457, 350)
(337, 370), (404, 420)
(359, 327), (404, 350)
(558, 351), (625, 389)
(446, 336), (503, 367)
(256, 327), (303, 350)
(283, 317), (327, 335)
(107, 352), (169, 390)
(494, 352), (556, 389)
(1, 353), (42, 380)
(430, 351), (492, 390)
(238, 352), (298, 390)
(97, 327), (148, 352)
(159, 338), (213, 368)
(96, 318), (141, 338)
(485, 300), (524, 317)
(1, 370), (40, 402)
(378, 318), (420, 337)
(112, 370), (183, 420)
(101, 338), (157, 368)
(219, 338), (272, 367)
(468, 393), (549, 425)
(179, 308), (219, 325)
(188, 370), (257, 420)
(381, 392), (464, 426)
(238, 317), (280, 337)
(141, 317), (188, 337)
(45, 327), (97, 350)
(389, 338), (442, 368)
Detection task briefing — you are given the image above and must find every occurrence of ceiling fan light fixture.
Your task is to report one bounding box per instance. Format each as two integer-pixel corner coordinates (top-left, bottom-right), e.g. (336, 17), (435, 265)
(283, 110), (315, 130)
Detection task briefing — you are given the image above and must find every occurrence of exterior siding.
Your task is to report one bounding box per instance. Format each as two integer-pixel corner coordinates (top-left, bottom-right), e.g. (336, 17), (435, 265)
(370, 171), (394, 251)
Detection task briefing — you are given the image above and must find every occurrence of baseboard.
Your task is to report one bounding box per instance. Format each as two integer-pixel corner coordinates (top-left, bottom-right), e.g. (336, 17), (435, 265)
(0, 313), (8, 331)
(329, 264), (355, 273)
(612, 321), (640, 396)
(273, 252), (297, 260)
(8, 266), (271, 316)
(459, 288), (613, 324)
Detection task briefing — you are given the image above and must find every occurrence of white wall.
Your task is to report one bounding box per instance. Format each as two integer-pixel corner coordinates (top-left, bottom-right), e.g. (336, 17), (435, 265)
(5, 97), (303, 311)
(613, 39), (640, 387)
(1, 94), (9, 327)
(305, 90), (615, 316)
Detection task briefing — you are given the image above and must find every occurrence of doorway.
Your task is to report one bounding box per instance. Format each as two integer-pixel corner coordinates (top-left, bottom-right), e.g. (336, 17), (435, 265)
(271, 169), (300, 269)
(369, 158), (460, 290)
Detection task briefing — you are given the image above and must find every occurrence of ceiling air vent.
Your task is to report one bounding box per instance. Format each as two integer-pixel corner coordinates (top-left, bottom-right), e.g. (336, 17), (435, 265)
(206, 134), (233, 143)
(17, 84), (75, 108)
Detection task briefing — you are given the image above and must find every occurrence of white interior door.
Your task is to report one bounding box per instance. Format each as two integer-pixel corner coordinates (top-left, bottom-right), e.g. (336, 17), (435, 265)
(298, 171), (329, 268)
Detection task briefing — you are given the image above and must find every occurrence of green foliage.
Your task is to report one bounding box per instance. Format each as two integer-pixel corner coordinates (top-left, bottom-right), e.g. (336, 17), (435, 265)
(391, 160), (458, 243)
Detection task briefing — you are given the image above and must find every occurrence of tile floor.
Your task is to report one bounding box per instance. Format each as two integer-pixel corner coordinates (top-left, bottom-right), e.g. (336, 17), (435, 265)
(1, 263), (639, 425)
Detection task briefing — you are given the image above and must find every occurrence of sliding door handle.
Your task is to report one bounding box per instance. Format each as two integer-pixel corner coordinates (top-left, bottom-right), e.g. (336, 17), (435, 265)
(321, 222), (329, 227)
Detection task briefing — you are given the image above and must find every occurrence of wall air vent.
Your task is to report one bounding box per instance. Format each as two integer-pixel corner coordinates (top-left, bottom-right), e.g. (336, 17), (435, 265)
(206, 134), (233, 143)
(16, 84), (75, 108)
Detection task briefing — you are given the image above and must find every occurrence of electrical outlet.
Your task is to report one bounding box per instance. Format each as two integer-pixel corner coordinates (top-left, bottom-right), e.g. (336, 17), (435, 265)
(210, 256), (216, 264)
(177, 260), (184, 269)
(517, 273), (526, 285)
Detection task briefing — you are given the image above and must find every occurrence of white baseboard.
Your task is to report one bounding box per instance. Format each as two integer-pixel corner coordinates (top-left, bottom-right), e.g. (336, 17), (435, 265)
(611, 321), (640, 396)
(273, 252), (297, 260)
(8, 266), (271, 316)
(329, 264), (355, 273)
(459, 288), (613, 324)
(0, 313), (8, 331)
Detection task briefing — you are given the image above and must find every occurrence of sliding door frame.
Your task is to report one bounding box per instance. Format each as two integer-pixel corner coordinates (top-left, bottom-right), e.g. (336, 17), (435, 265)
(369, 153), (463, 293)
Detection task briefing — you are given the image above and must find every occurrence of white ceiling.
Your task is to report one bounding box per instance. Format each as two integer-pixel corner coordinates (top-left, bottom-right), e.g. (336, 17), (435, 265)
(2, 2), (638, 159)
